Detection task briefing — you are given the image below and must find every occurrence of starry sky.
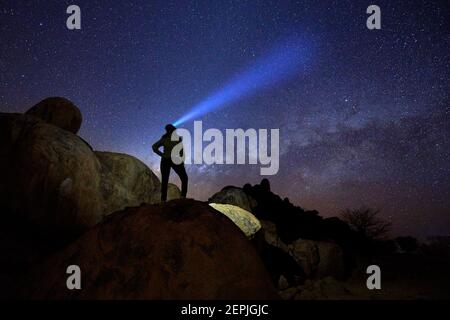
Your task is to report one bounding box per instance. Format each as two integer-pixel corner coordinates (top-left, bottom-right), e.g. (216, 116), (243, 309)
(1, 0), (449, 238)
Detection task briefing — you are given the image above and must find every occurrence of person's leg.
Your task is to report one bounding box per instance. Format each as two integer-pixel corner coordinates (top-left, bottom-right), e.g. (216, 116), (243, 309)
(172, 163), (188, 198)
(160, 158), (171, 201)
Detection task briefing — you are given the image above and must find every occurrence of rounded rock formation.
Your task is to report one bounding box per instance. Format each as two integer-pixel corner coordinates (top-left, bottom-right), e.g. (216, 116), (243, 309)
(167, 183), (182, 201)
(208, 186), (256, 212)
(0, 113), (103, 236)
(25, 97), (83, 134)
(24, 199), (278, 299)
(95, 151), (161, 214)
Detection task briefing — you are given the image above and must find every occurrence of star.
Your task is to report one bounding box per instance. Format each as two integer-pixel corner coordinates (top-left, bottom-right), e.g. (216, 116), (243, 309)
(0, 0), (448, 237)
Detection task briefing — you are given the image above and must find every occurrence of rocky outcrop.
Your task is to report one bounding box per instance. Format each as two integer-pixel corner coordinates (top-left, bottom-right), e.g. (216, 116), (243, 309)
(95, 151), (161, 214)
(23, 200), (278, 299)
(209, 203), (261, 238)
(244, 180), (324, 243)
(0, 111), (168, 237)
(0, 113), (104, 236)
(25, 97), (82, 134)
(287, 239), (320, 278)
(261, 220), (345, 280)
(257, 241), (306, 290)
(209, 186), (256, 212)
(260, 220), (283, 247)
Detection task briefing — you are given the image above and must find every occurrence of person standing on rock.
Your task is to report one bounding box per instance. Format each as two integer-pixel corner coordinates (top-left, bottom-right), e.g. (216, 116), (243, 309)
(152, 124), (188, 201)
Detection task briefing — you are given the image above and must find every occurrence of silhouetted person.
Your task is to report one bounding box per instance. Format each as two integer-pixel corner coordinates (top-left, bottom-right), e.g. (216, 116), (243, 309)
(152, 124), (188, 201)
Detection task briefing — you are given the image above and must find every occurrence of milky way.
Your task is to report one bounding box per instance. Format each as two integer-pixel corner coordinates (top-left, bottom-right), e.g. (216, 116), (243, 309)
(1, 0), (449, 237)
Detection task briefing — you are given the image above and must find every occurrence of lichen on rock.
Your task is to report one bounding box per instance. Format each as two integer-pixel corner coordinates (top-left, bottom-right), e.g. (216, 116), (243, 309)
(209, 203), (261, 238)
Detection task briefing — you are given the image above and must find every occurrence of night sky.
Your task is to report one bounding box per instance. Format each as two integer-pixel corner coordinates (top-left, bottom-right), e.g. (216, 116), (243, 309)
(1, 0), (449, 237)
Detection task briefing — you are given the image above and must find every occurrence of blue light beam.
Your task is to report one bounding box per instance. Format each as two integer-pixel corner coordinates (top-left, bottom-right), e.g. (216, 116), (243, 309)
(173, 35), (314, 126)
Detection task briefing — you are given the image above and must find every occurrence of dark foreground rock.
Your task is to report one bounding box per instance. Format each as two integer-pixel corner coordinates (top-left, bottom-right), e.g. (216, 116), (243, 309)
(22, 199), (278, 299)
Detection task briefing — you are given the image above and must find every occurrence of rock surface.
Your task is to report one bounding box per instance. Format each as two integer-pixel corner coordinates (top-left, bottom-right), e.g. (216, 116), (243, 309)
(260, 220), (345, 279)
(315, 241), (345, 279)
(287, 240), (320, 278)
(0, 112), (168, 236)
(95, 151), (161, 214)
(167, 183), (181, 201)
(0, 113), (104, 235)
(24, 200), (278, 299)
(209, 203), (261, 238)
(209, 186), (256, 212)
(260, 220), (283, 247)
(25, 97), (82, 134)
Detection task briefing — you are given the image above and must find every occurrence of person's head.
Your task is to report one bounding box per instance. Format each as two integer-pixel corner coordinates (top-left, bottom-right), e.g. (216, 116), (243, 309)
(165, 124), (176, 134)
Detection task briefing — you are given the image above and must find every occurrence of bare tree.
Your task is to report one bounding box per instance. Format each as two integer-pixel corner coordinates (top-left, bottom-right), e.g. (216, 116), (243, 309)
(340, 207), (391, 240)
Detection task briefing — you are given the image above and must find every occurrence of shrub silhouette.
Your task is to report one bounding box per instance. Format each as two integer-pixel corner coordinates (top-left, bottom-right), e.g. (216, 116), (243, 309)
(340, 207), (391, 241)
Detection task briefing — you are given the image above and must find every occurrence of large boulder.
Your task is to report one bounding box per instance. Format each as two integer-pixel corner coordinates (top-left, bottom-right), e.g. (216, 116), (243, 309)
(0, 111), (171, 236)
(315, 241), (345, 279)
(244, 180), (324, 243)
(23, 200), (278, 299)
(287, 240), (320, 278)
(209, 203), (261, 238)
(260, 220), (345, 280)
(0, 113), (104, 236)
(95, 151), (161, 215)
(208, 186), (256, 212)
(261, 220), (284, 247)
(253, 220), (306, 289)
(167, 183), (181, 201)
(25, 97), (82, 134)
(287, 240), (344, 279)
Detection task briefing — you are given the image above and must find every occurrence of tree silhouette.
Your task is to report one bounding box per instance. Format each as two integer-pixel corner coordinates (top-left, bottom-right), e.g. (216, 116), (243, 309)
(340, 207), (391, 241)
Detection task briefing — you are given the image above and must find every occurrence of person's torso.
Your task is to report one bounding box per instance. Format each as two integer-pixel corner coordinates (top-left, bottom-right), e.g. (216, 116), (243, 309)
(160, 134), (183, 159)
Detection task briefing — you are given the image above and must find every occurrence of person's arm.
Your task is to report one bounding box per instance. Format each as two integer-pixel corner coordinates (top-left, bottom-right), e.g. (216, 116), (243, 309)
(152, 138), (164, 157)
